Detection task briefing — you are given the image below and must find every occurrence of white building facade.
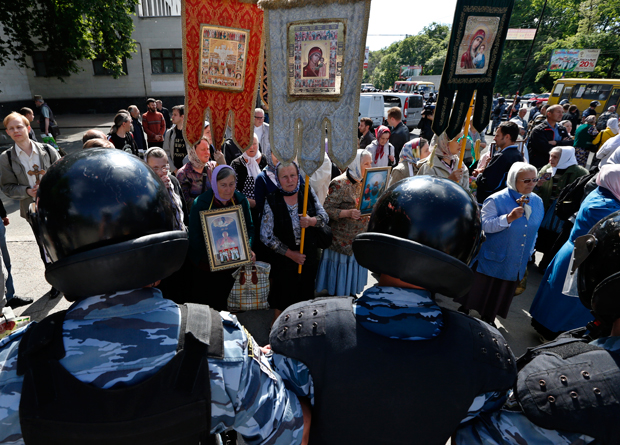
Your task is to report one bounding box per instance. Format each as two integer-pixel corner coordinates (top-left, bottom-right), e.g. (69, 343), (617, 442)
(0, 0), (185, 115)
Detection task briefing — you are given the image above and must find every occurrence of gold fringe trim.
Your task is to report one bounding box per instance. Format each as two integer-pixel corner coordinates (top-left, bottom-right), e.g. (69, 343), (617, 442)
(259, 0), (364, 10)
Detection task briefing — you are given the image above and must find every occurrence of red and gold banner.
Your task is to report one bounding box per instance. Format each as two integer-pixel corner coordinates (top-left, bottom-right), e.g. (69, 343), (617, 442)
(182, 0), (264, 150)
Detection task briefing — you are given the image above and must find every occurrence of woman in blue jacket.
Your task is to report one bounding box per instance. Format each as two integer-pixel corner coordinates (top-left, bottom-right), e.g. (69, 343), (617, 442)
(530, 164), (620, 340)
(456, 162), (544, 326)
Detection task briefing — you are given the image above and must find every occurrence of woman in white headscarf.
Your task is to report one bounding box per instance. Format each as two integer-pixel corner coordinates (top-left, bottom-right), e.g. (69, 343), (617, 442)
(230, 134), (266, 209)
(316, 149), (372, 297)
(455, 162), (543, 326)
(596, 132), (620, 167)
(416, 132), (470, 190)
(534, 146), (589, 270)
(531, 164), (620, 340)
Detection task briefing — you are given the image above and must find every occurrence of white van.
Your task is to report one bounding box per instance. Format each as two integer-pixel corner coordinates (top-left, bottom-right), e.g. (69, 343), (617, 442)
(382, 93), (424, 130)
(359, 93), (384, 128)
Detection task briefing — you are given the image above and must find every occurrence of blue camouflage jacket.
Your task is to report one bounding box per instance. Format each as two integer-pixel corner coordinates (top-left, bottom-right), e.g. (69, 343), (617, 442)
(271, 286), (508, 422)
(454, 337), (620, 444)
(0, 288), (303, 444)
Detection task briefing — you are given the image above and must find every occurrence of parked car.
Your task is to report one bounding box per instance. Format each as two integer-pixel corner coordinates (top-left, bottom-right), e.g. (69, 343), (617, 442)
(359, 93), (385, 128)
(381, 93), (424, 130)
(527, 93), (550, 107)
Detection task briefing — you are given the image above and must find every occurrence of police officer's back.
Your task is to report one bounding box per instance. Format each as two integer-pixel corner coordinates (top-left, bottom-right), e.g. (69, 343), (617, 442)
(270, 176), (517, 445)
(0, 149), (304, 444)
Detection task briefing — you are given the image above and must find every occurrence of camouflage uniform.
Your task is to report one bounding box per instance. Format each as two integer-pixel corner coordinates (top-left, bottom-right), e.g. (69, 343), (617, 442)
(454, 336), (620, 444)
(271, 286), (509, 421)
(0, 288), (304, 444)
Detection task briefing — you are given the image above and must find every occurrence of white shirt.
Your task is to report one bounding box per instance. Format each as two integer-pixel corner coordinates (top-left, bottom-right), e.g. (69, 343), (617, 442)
(14, 142), (42, 189)
(254, 124), (264, 144)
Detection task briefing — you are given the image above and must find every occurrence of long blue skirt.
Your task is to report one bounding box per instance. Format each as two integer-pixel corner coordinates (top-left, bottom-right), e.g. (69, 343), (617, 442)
(529, 240), (594, 333)
(315, 248), (368, 296)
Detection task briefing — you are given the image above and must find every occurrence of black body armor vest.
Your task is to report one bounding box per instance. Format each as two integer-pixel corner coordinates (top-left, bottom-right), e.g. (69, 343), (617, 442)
(270, 297), (517, 445)
(17, 303), (223, 445)
(516, 337), (620, 444)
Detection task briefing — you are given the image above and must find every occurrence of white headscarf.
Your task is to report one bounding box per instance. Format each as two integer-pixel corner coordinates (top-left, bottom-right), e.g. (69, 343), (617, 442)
(607, 117), (619, 134)
(552, 147), (578, 176)
(242, 139), (262, 179)
(506, 162), (537, 219)
(596, 164), (620, 202)
(347, 149), (372, 182)
(599, 134), (620, 167)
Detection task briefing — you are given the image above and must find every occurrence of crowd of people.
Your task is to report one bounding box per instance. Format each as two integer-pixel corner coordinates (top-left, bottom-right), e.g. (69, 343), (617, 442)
(1, 90), (620, 444)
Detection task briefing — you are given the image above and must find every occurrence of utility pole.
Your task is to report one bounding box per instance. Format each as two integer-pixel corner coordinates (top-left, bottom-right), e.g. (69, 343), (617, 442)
(514, 0), (549, 98)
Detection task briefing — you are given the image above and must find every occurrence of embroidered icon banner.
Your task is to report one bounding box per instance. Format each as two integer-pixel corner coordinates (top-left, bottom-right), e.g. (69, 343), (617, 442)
(182, 0), (264, 150)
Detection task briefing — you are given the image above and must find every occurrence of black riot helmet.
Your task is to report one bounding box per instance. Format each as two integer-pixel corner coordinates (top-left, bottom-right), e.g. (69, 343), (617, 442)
(32, 148), (188, 300)
(572, 210), (620, 326)
(352, 176), (482, 299)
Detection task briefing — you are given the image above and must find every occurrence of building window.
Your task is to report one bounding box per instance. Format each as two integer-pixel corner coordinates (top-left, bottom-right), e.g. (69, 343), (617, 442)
(92, 58), (128, 76)
(150, 49), (183, 74)
(32, 51), (71, 77)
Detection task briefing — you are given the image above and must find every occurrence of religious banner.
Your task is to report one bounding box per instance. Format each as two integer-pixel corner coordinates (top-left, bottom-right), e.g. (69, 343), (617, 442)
(432, 0), (515, 140)
(182, 0), (264, 150)
(259, 0), (371, 176)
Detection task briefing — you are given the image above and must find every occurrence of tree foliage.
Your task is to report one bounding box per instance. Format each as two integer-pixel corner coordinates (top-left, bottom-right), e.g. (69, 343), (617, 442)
(0, 0), (139, 80)
(364, 0), (620, 93)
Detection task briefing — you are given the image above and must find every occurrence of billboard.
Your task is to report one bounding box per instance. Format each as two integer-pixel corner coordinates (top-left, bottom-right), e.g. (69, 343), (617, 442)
(399, 65), (422, 78)
(548, 49), (601, 73)
(506, 28), (536, 40)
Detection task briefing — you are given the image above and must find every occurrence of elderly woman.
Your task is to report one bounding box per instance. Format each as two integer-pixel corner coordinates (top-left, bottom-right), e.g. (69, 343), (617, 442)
(417, 132), (469, 190)
(145, 147), (188, 230)
(559, 120), (573, 139)
(261, 161), (328, 316)
(456, 162), (543, 326)
(597, 133), (620, 167)
(366, 126), (395, 167)
(573, 115), (599, 167)
(388, 138), (429, 186)
(530, 164), (620, 340)
(176, 138), (217, 213)
(230, 134), (267, 209)
(592, 117), (619, 149)
(188, 165), (255, 310)
(316, 149), (372, 296)
(534, 146), (588, 271)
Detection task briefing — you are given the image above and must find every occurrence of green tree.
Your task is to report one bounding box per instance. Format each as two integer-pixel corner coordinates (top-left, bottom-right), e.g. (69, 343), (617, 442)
(0, 0), (139, 80)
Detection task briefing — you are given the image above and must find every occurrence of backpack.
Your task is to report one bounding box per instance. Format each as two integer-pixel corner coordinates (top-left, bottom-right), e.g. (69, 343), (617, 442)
(596, 112), (610, 131)
(554, 173), (596, 220)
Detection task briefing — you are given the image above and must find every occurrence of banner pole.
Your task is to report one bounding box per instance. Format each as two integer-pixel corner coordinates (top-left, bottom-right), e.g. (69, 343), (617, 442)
(458, 94), (476, 169)
(298, 175), (310, 274)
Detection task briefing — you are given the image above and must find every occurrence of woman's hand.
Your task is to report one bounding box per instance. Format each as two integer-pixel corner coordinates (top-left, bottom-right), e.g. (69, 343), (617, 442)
(343, 209), (361, 220)
(248, 198), (256, 208)
(299, 215), (316, 228)
(448, 169), (463, 183)
(250, 250), (256, 262)
(26, 186), (38, 198)
(506, 207), (525, 223)
(388, 155), (395, 163)
(213, 149), (226, 166)
(285, 249), (306, 265)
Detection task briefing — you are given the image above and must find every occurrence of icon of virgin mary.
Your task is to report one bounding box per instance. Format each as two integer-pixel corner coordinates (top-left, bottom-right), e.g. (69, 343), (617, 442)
(460, 29), (485, 70)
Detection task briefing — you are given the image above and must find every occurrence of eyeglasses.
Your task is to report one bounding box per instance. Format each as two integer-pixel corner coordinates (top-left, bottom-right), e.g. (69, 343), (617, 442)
(518, 178), (537, 184)
(255, 116), (264, 120)
(152, 164), (170, 173)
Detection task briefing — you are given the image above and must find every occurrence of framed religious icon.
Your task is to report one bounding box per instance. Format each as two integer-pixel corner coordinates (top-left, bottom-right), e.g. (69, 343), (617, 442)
(455, 16), (500, 76)
(358, 166), (391, 216)
(287, 20), (346, 98)
(198, 24), (250, 91)
(199, 205), (252, 272)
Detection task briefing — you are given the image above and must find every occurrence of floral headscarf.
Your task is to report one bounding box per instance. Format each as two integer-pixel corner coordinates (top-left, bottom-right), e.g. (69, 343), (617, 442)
(275, 161), (301, 196)
(373, 125), (391, 163)
(428, 133), (458, 168)
(188, 143), (208, 171)
(400, 138), (420, 164)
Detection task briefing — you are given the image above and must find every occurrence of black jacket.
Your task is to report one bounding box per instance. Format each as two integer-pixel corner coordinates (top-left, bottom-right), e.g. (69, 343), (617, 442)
(170, 174), (189, 227)
(528, 120), (572, 169)
(359, 131), (375, 150)
(222, 139), (243, 166)
(389, 122), (410, 162)
(476, 145), (524, 204)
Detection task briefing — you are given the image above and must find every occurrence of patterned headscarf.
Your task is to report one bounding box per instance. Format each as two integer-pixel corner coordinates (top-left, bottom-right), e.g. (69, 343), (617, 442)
(374, 126), (391, 163)
(400, 138), (420, 164)
(275, 161), (301, 196)
(188, 143), (208, 171)
(596, 164), (620, 202)
(211, 165), (236, 203)
(348, 149), (372, 182)
(428, 133), (458, 168)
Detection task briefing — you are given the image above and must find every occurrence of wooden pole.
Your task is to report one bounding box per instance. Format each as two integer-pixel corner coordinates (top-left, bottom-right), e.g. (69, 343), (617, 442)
(458, 94), (476, 169)
(298, 175), (310, 274)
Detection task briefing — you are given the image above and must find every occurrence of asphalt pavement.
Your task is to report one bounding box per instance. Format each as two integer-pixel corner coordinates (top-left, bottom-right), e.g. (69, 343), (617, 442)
(3, 115), (544, 357)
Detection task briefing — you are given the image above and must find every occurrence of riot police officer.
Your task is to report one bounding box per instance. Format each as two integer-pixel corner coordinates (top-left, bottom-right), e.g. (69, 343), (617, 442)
(0, 149), (304, 444)
(455, 209), (620, 444)
(269, 176), (517, 445)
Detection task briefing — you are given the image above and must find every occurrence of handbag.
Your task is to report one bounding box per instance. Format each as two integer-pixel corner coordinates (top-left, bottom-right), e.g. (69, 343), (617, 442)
(227, 261), (270, 311)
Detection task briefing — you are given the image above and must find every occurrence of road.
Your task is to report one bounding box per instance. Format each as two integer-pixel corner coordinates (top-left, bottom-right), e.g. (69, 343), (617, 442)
(3, 115), (545, 358)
